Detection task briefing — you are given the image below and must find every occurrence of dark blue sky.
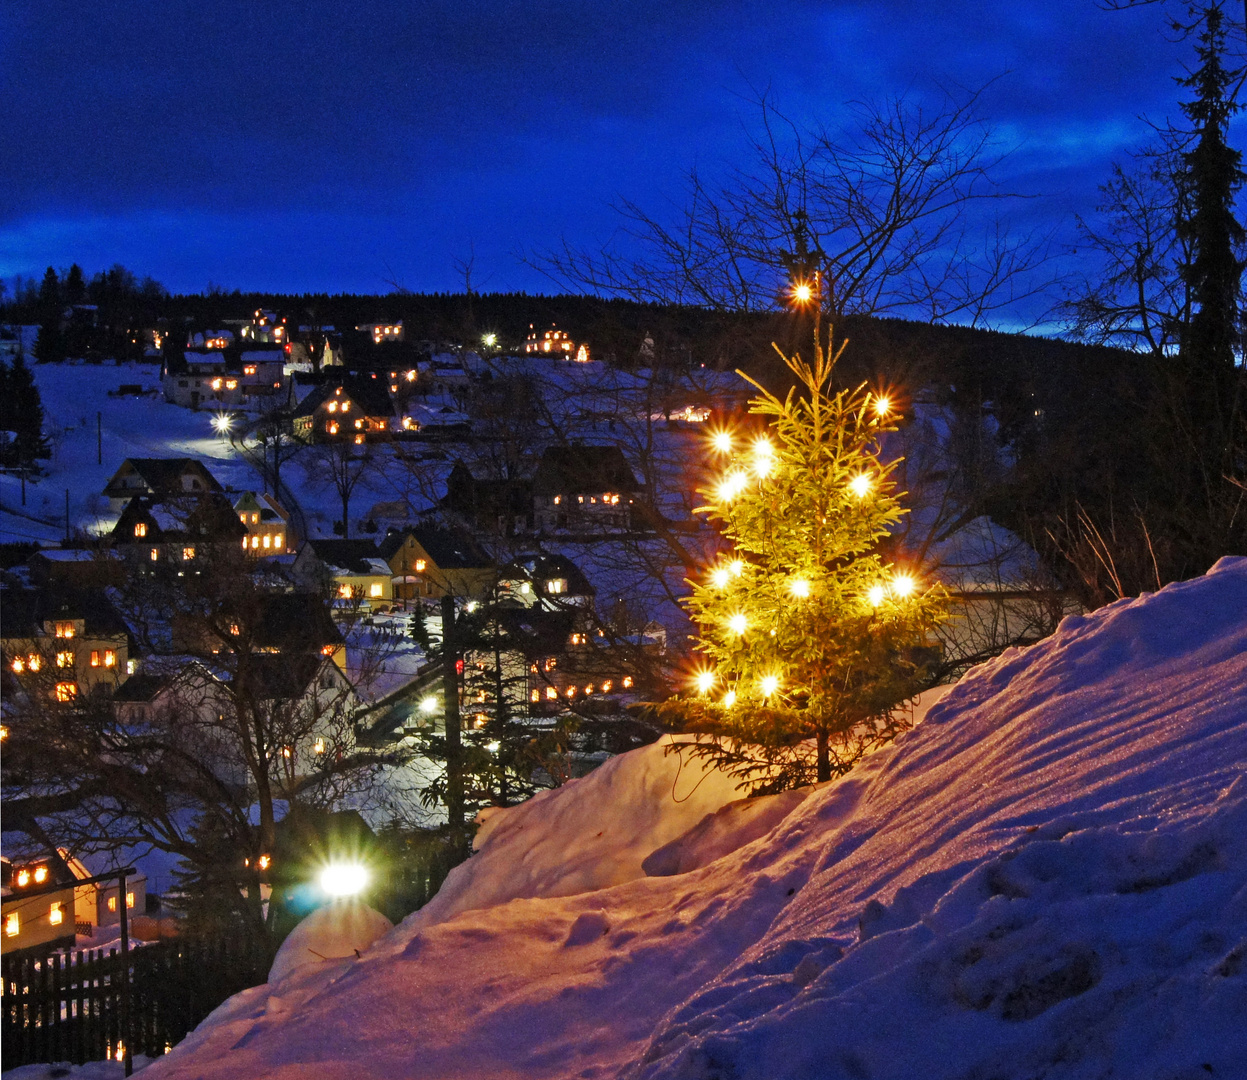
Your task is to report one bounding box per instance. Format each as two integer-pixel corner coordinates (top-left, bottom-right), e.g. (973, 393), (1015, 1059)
(0, 0), (1219, 300)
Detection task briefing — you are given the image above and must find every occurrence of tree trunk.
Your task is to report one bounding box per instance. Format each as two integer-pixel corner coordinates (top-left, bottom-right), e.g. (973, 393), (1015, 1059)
(816, 729), (830, 783)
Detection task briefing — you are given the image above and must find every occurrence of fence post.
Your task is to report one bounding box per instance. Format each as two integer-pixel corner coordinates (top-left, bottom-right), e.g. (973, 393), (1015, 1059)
(118, 871), (132, 1077)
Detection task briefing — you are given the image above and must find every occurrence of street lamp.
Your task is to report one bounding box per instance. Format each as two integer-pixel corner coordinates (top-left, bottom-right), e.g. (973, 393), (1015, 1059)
(212, 413), (233, 436)
(318, 862), (369, 898)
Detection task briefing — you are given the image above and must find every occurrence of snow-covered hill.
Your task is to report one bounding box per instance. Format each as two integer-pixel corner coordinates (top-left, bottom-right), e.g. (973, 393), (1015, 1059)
(143, 558), (1247, 1079)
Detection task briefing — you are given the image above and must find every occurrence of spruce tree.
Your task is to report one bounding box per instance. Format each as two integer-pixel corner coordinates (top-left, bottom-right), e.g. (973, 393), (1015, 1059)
(33, 266), (65, 365)
(1177, 4), (1245, 369)
(659, 312), (944, 791)
(7, 353), (50, 465)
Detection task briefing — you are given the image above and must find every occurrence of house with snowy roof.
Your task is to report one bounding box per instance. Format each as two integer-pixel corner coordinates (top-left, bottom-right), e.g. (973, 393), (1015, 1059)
(291, 377), (395, 443)
(378, 525), (495, 602)
(531, 444), (642, 533)
(109, 493), (248, 567)
(292, 538), (395, 611)
(233, 491), (293, 555)
(442, 462), (533, 537)
(102, 457), (224, 511)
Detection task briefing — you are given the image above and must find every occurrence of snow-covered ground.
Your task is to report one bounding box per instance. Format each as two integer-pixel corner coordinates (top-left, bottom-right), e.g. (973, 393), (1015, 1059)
(100, 556), (1247, 1080)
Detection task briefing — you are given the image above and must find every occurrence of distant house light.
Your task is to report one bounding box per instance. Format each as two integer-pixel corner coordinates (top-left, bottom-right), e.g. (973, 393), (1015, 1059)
(134, 522), (147, 538)
(369, 583), (383, 598)
(55, 621), (76, 639)
(55, 682), (78, 702)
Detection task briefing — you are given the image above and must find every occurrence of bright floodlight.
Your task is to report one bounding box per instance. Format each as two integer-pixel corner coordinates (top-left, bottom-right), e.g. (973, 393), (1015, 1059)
(319, 862), (368, 898)
(482, 333), (497, 348)
(420, 695), (438, 714)
(212, 414), (232, 433)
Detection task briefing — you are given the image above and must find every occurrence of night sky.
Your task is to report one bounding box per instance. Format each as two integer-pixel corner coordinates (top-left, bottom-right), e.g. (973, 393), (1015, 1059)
(0, 0), (1214, 301)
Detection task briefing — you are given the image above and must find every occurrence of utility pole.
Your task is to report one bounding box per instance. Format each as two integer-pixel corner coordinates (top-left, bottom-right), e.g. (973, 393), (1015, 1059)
(118, 869), (133, 1076)
(440, 594), (464, 837)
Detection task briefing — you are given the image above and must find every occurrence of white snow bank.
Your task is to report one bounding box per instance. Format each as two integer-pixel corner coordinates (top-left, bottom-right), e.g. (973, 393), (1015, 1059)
(142, 558), (1247, 1080)
(267, 900), (393, 985)
(417, 735), (748, 927)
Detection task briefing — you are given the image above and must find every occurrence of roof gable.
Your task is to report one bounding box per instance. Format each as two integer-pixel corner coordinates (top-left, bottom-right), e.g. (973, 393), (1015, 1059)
(532, 444), (639, 496)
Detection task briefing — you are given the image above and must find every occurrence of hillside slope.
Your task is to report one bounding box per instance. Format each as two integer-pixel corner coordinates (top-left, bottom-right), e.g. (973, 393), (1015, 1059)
(146, 558), (1247, 1080)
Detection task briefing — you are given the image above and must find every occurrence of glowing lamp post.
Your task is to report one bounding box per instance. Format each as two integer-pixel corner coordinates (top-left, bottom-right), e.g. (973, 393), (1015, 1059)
(318, 862), (369, 900)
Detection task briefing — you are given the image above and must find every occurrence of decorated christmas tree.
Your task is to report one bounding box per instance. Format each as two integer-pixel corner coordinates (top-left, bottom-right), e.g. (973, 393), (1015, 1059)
(660, 286), (944, 791)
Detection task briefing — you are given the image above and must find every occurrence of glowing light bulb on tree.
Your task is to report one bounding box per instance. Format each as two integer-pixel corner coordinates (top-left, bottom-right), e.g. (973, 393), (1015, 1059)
(874, 395), (891, 417)
(723, 690), (737, 707)
(891, 572), (915, 598)
(728, 613), (747, 634)
(718, 471), (749, 501)
(789, 578), (810, 598)
(711, 430), (733, 454)
(867, 584), (886, 607)
(729, 559), (744, 577)
(849, 474), (872, 499)
(695, 670), (715, 694)
(711, 567), (730, 588)
(760, 674), (779, 697)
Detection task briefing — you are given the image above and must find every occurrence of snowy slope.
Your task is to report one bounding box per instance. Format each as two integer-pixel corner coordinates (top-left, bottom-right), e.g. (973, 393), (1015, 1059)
(138, 559), (1247, 1079)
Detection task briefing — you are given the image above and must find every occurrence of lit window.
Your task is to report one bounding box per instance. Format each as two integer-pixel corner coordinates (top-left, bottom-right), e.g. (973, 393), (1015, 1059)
(274, 534), (283, 549)
(55, 621), (75, 639)
(553, 495), (561, 505)
(570, 633), (585, 645)
(252, 513), (259, 524)
(5, 913), (18, 937)
(56, 651), (73, 668)
(16, 868), (30, 887)
(33, 866), (47, 884)
(354, 434), (365, 445)
(314, 737), (326, 754)
(104, 650), (116, 667)
(240, 513), (247, 523)
(27, 654), (41, 672)
(127, 892), (134, 909)
(107, 896), (116, 913)
(242, 538), (248, 550)
(150, 548), (158, 561)
(623, 676), (634, 689)
(545, 687), (557, 700)
(229, 623), (240, 635)
(55, 682), (77, 702)
(211, 378), (222, 391)
(183, 546), (195, 560)
(415, 559), (426, 572)
(328, 401), (338, 412)
(546, 579), (567, 594)
(244, 365), (257, 375)
(577, 495), (584, 504)
(281, 746), (292, 759)
(251, 536), (260, 549)
(225, 379), (238, 390)
(11, 657), (24, 673)
(134, 522), (147, 538)
(49, 902), (63, 926)
(530, 689), (540, 702)
(262, 535), (271, 549)
(327, 422), (339, 435)
(321, 644), (336, 657)
(601, 680), (613, 693)
(369, 583), (383, 598)
(341, 401), (351, 413)
(585, 684), (595, 695)
(91, 650), (101, 667)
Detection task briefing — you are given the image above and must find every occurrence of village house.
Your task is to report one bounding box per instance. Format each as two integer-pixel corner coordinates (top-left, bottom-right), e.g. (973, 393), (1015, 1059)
(523, 323), (588, 361)
(102, 457), (225, 512)
(356, 321), (403, 344)
(1, 585), (132, 702)
(233, 491), (293, 555)
(162, 348), (287, 410)
(442, 463), (533, 536)
(531, 444), (642, 533)
(378, 525), (495, 602)
(109, 494), (249, 568)
(292, 538), (395, 611)
(1, 853), (78, 956)
(291, 377), (395, 443)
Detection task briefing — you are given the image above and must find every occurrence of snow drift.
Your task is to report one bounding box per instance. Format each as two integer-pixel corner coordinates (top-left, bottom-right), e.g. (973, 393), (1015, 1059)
(145, 558), (1247, 1080)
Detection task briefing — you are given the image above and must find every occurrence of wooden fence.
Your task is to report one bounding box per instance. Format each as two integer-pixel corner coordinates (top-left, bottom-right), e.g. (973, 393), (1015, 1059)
(1, 935), (268, 1071)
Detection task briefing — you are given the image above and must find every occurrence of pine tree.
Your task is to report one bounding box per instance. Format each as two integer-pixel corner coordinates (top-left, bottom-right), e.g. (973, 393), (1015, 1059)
(659, 309), (944, 791)
(1177, 4), (1245, 369)
(7, 353), (50, 465)
(33, 266), (65, 365)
